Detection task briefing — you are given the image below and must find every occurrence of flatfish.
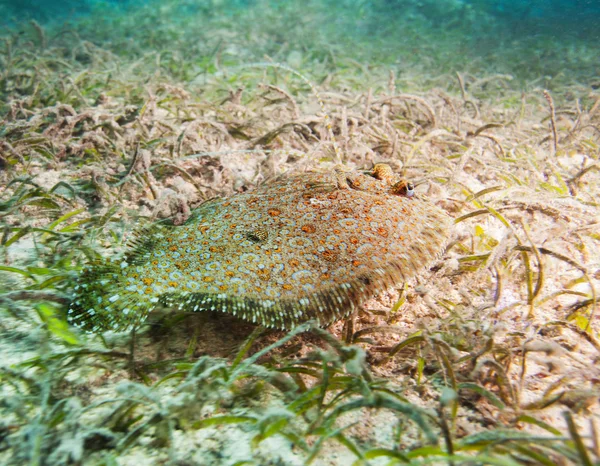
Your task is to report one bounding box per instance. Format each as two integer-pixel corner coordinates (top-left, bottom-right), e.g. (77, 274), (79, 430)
(68, 164), (451, 332)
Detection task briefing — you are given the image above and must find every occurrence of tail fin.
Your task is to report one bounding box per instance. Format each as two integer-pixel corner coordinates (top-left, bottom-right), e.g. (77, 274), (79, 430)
(67, 257), (158, 333)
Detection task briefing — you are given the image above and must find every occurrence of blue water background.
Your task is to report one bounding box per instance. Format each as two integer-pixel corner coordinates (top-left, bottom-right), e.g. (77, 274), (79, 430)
(1, 0), (598, 38)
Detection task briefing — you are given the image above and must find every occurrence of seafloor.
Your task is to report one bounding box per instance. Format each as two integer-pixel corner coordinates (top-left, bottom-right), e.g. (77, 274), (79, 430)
(1, 1), (599, 465)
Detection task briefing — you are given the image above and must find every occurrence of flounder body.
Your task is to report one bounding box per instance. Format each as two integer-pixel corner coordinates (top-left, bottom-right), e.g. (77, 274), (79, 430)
(68, 165), (451, 332)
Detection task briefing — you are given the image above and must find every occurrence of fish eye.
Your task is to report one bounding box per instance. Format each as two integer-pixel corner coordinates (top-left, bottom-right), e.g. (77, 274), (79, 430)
(391, 179), (415, 197)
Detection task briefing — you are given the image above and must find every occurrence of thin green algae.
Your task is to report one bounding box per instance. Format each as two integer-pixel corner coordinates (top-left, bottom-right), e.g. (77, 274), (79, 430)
(0, 1), (599, 464)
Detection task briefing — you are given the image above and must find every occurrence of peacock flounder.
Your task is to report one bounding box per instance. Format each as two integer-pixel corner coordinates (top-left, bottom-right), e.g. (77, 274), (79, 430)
(68, 164), (451, 332)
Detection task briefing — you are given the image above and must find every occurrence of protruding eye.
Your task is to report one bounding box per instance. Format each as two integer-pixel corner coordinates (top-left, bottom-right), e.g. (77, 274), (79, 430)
(371, 163), (394, 183)
(391, 179), (415, 197)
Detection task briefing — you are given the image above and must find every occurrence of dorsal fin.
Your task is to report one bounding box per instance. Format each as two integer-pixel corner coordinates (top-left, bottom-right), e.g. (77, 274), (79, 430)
(122, 222), (169, 265)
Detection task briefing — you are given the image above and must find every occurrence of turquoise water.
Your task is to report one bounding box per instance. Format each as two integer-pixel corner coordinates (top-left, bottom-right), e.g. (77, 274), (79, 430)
(1, 0), (598, 87)
(2, 0), (598, 37)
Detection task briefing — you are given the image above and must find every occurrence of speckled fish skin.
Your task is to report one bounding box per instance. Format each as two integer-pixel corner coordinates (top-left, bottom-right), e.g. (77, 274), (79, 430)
(68, 166), (451, 333)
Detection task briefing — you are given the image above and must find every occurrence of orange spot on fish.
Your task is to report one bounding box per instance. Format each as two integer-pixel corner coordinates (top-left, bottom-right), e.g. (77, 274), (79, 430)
(301, 224), (316, 233)
(376, 227), (389, 238)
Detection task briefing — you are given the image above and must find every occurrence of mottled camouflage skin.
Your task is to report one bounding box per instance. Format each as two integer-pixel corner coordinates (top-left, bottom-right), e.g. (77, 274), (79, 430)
(68, 165), (451, 332)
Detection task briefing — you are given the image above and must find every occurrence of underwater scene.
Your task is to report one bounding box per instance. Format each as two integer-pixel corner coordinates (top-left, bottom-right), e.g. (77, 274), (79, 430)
(1, 0), (599, 464)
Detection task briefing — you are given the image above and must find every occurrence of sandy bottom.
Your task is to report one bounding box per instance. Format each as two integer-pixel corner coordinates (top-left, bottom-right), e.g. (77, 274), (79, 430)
(0, 2), (599, 464)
